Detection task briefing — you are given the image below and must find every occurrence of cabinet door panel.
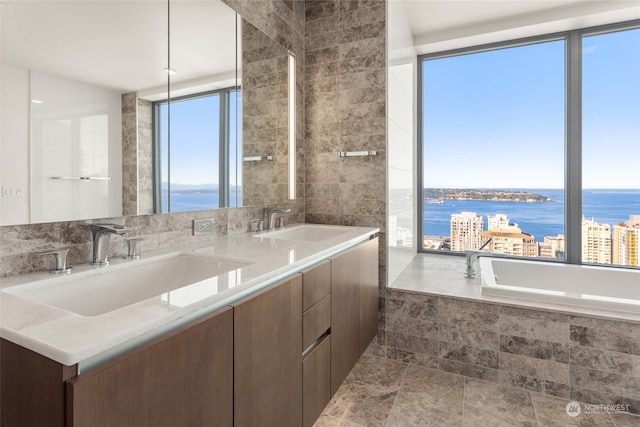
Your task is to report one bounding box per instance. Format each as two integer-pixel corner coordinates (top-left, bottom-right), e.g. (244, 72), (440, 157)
(233, 274), (303, 427)
(303, 336), (331, 427)
(66, 308), (233, 427)
(359, 237), (379, 355)
(330, 246), (360, 396)
(1, 339), (76, 427)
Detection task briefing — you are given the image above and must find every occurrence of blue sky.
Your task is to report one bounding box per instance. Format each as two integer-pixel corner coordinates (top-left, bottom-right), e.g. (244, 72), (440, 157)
(422, 27), (640, 189)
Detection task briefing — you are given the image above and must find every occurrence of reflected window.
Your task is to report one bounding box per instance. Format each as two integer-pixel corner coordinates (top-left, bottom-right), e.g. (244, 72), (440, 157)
(154, 87), (241, 212)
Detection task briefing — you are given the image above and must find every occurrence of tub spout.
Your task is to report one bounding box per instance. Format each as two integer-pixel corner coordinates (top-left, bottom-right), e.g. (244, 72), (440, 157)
(465, 249), (507, 279)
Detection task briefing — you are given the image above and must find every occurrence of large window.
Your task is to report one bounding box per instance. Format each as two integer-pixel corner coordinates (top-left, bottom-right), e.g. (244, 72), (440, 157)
(419, 22), (640, 268)
(154, 88), (241, 212)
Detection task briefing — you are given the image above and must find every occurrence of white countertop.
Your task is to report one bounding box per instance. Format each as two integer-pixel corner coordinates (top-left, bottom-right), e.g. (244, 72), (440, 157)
(0, 224), (378, 368)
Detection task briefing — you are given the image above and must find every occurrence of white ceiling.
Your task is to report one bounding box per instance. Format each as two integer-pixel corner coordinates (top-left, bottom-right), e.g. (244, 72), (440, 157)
(1, 1), (238, 94)
(390, 0), (640, 56)
(3, 0), (640, 92)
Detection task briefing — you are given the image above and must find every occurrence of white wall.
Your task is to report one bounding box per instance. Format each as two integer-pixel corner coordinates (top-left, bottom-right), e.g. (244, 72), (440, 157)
(387, 0), (418, 285)
(30, 72), (122, 223)
(1, 64), (31, 225)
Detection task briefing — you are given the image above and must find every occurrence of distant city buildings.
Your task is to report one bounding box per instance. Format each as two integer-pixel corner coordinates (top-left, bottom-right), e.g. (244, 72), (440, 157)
(539, 234), (565, 260)
(487, 214), (514, 230)
(582, 217), (612, 264)
(613, 215), (640, 266)
(441, 211), (638, 267)
(482, 227), (537, 257)
(450, 212), (483, 252)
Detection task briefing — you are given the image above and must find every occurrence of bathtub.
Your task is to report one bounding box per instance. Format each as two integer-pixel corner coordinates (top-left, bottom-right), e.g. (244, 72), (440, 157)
(478, 257), (640, 313)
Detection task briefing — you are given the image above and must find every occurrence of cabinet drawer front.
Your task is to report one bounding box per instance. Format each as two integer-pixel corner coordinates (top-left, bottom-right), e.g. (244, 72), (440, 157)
(302, 295), (331, 351)
(302, 260), (331, 311)
(303, 335), (331, 427)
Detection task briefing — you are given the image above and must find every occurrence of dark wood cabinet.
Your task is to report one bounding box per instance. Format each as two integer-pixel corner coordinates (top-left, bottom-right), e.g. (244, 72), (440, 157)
(232, 274), (303, 427)
(1, 237), (378, 427)
(1, 308), (233, 427)
(359, 238), (379, 356)
(66, 307), (233, 427)
(1, 339), (77, 427)
(330, 237), (379, 395)
(302, 335), (331, 427)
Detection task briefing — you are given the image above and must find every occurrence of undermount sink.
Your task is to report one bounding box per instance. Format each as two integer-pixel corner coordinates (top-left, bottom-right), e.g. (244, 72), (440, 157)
(3, 253), (251, 316)
(256, 224), (351, 242)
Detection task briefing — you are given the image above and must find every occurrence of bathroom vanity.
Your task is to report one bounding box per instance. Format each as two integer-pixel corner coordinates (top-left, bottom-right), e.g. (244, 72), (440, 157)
(0, 224), (379, 427)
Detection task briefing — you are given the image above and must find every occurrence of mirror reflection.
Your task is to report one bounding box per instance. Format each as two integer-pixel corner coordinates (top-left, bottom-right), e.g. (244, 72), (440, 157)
(0, 0), (290, 226)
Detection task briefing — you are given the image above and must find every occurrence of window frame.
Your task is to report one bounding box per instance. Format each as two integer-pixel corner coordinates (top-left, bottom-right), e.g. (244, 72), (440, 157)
(152, 86), (240, 212)
(417, 19), (640, 266)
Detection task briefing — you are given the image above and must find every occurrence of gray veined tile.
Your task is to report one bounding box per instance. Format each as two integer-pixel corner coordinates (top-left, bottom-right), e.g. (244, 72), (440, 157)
(439, 341), (499, 369)
(499, 314), (570, 345)
(439, 324), (500, 351)
(609, 411), (640, 427)
(439, 358), (500, 382)
(530, 393), (616, 427)
(322, 381), (398, 427)
(500, 335), (570, 363)
(312, 414), (366, 427)
(570, 325), (640, 357)
(499, 371), (570, 399)
(500, 352), (570, 385)
(570, 346), (640, 378)
(570, 365), (640, 399)
(462, 378), (539, 427)
(344, 354), (408, 389)
(385, 365), (464, 427)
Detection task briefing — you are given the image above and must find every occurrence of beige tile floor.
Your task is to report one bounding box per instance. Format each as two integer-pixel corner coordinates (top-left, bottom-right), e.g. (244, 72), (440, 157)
(315, 353), (640, 427)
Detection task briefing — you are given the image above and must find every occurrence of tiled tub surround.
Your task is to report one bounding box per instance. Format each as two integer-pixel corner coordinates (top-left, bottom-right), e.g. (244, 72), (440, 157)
(383, 255), (640, 416)
(0, 224), (377, 367)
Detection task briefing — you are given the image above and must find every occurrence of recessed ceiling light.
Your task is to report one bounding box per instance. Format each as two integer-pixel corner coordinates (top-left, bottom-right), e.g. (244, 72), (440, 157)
(31, 99), (44, 104)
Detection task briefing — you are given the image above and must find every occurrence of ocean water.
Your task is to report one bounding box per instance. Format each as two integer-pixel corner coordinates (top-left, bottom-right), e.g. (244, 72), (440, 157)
(423, 189), (640, 241)
(161, 190), (243, 212)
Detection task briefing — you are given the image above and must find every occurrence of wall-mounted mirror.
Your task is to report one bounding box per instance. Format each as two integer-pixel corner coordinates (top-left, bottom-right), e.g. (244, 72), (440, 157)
(0, 0), (291, 226)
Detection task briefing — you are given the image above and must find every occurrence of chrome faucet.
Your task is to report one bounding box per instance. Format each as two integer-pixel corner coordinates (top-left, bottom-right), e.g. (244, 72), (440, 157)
(90, 224), (129, 266)
(464, 238), (508, 278)
(464, 238), (506, 279)
(266, 208), (291, 231)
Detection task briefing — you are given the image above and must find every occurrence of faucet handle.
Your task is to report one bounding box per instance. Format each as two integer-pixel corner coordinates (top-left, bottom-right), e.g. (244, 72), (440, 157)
(124, 238), (145, 260)
(250, 219), (264, 233)
(39, 249), (72, 274)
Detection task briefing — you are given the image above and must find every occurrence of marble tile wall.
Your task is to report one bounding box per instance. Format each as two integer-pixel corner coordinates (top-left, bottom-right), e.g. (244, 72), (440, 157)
(121, 92), (138, 216)
(121, 94), (154, 217)
(304, 0), (387, 288)
(242, 20), (291, 206)
(374, 289), (640, 415)
(0, 0), (304, 278)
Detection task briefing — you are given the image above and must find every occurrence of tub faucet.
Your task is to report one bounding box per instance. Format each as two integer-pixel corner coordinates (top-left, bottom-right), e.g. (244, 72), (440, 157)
(465, 247), (507, 279)
(90, 224), (130, 266)
(266, 208), (291, 231)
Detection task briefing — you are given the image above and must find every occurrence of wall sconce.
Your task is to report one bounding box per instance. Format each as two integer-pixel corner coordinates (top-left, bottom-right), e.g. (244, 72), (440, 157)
(288, 51), (296, 200)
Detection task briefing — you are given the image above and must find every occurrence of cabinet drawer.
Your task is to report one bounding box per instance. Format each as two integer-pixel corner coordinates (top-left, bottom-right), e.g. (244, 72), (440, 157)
(302, 260), (331, 312)
(303, 335), (331, 427)
(302, 295), (330, 351)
